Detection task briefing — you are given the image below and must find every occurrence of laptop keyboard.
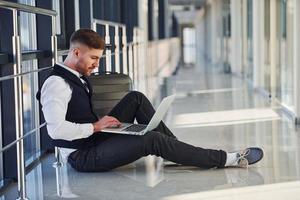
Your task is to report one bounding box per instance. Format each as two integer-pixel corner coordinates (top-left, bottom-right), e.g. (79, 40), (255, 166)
(124, 124), (147, 132)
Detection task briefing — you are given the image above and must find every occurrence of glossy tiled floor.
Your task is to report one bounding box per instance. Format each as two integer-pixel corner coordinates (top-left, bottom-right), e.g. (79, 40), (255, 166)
(3, 64), (300, 200)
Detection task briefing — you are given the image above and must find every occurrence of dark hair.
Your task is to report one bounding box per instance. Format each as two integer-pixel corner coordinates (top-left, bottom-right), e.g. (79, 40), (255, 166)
(70, 29), (105, 50)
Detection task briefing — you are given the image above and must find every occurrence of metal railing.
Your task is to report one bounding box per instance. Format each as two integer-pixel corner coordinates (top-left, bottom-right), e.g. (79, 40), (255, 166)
(0, 1), (57, 200)
(91, 19), (128, 75)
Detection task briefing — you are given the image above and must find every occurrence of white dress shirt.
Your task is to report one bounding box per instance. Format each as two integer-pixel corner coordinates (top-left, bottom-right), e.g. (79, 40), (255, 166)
(40, 63), (94, 161)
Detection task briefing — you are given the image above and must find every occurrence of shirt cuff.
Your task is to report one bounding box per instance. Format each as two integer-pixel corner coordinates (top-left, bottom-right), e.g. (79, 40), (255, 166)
(79, 123), (94, 138)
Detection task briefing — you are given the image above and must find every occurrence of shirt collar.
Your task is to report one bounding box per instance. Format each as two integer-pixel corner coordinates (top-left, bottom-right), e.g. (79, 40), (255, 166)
(56, 63), (82, 78)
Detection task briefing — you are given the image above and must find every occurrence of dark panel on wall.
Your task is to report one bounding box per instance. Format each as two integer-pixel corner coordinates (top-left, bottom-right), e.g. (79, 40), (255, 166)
(79, 0), (91, 28)
(93, 0), (105, 20)
(104, 0), (121, 22)
(121, 0), (138, 42)
(158, 0), (166, 39)
(36, 0), (55, 152)
(0, 1), (18, 181)
(148, 0), (154, 40)
(104, 0), (113, 21)
(93, 0), (122, 42)
(64, 0), (75, 48)
(113, 0), (122, 23)
(36, 0), (52, 51)
(1, 66), (17, 181)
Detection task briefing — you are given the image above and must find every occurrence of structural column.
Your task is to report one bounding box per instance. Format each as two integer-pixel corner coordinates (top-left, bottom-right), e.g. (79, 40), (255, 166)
(195, 9), (206, 67)
(252, 0), (264, 88)
(294, 0), (300, 123)
(230, 0), (242, 75)
(208, 0), (222, 65)
(270, 0), (278, 102)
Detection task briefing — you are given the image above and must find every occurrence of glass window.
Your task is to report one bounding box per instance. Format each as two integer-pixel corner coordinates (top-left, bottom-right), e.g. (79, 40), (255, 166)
(222, 0), (230, 71)
(0, 84), (3, 183)
(22, 59), (40, 165)
(26, 165), (44, 199)
(241, 0), (248, 76)
(19, 0), (41, 165)
(53, 0), (67, 49)
(246, 0), (253, 81)
(277, 0), (294, 110)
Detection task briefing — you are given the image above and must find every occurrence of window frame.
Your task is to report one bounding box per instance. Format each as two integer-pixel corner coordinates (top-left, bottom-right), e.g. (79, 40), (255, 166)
(53, 0), (68, 50)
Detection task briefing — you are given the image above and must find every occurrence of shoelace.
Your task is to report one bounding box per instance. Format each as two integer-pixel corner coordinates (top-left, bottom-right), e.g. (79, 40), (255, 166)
(237, 148), (251, 168)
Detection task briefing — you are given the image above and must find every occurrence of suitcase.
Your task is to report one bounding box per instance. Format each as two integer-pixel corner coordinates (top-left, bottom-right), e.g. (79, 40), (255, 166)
(87, 72), (132, 117)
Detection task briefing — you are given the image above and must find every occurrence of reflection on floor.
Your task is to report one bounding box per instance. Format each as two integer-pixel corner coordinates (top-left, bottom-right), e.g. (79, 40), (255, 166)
(172, 108), (280, 128)
(2, 65), (300, 200)
(162, 181), (300, 200)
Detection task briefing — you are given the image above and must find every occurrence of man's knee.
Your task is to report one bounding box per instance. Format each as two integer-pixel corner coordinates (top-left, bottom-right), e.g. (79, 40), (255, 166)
(126, 91), (146, 102)
(141, 131), (168, 156)
(142, 131), (165, 144)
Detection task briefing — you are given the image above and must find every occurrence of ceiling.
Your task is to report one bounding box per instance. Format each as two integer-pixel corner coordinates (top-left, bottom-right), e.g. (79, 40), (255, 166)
(168, 0), (207, 25)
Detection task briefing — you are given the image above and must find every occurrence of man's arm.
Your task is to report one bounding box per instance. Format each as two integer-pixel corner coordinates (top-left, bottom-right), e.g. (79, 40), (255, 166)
(40, 76), (94, 141)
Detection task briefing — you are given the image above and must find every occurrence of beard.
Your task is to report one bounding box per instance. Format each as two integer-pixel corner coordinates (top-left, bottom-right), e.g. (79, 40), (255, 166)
(75, 63), (90, 76)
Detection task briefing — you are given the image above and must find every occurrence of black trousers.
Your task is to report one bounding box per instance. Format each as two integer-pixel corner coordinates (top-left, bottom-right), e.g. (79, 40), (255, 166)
(68, 91), (227, 172)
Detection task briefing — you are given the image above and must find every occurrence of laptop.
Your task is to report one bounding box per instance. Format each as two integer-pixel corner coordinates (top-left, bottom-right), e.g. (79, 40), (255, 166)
(101, 94), (176, 135)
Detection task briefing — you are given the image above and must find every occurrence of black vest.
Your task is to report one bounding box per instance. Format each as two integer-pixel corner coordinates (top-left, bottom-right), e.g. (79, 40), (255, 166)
(37, 64), (101, 149)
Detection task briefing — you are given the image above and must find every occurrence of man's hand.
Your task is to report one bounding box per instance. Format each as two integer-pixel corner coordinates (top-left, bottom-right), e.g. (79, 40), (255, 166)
(92, 115), (121, 132)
